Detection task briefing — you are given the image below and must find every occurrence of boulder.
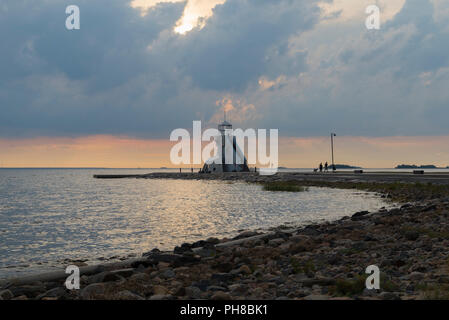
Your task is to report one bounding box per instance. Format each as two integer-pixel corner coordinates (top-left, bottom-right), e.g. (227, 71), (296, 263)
(152, 285), (169, 295)
(10, 284), (46, 298)
(113, 290), (144, 300)
(80, 283), (106, 300)
(185, 286), (202, 299)
(0, 289), (13, 300)
(211, 291), (231, 300)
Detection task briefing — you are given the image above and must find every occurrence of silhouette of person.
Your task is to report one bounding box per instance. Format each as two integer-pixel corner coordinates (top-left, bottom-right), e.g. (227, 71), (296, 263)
(319, 163), (323, 172)
(325, 162), (328, 172)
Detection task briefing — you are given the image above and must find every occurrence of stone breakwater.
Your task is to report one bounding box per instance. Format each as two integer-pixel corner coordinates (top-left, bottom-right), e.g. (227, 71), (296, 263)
(2, 173), (449, 300)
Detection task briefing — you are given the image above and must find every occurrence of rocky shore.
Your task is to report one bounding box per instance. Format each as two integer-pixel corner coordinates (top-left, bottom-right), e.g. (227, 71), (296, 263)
(2, 175), (449, 300)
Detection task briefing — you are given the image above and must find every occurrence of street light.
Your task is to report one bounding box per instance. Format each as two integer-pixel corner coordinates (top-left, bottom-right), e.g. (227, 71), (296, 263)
(331, 133), (336, 172)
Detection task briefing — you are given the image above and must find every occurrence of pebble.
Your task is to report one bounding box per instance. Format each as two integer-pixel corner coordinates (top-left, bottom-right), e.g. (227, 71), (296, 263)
(211, 291), (231, 300)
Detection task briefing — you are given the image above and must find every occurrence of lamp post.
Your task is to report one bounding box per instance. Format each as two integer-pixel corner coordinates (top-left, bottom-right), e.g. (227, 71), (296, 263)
(331, 133), (336, 172)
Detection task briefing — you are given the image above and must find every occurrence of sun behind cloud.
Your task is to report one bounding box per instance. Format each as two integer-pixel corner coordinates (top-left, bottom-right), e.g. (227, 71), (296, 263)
(131, 0), (226, 34)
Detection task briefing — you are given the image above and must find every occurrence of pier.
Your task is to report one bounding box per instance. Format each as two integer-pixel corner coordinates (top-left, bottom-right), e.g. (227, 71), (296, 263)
(93, 171), (449, 185)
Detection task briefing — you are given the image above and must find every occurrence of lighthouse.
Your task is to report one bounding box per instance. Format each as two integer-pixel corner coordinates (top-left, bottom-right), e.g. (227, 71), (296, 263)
(201, 120), (250, 173)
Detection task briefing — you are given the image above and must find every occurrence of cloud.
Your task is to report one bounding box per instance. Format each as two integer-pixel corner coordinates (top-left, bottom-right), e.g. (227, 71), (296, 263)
(131, 0), (226, 34)
(0, 0), (449, 141)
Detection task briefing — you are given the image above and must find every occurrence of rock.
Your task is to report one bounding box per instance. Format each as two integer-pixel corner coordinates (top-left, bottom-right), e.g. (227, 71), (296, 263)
(0, 289), (14, 300)
(153, 285), (169, 295)
(175, 252), (201, 266)
(191, 240), (208, 248)
(161, 269), (175, 279)
(142, 248), (160, 256)
(174, 242), (194, 254)
(229, 265), (251, 276)
(327, 254), (341, 264)
(298, 278), (336, 287)
(206, 286), (227, 292)
(289, 242), (309, 254)
(174, 287), (186, 297)
(268, 238), (285, 246)
(232, 231), (260, 240)
(351, 211), (370, 220)
(185, 286), (202, 299)
(110, 268), (135, 278)
(211, 273), (235, 283)
(304, 294), (329, 300)
(302, 226), (320, 236)
(36, 287), (70, 300)
(0, 289), (13, 300)
(239, 265), (252, 275)
(380, 292), (400, 300)
(191, 279), (210, 291)
(10, 284), (46, 298)
(404, 231), (420, 241)
(196, 247), (216, 258)
(400, 203), (413, 210)
(149, 294), (172, 300)
(352, 241), (368, 251)
(228, 284), (248, 294)
(362, 288), (379, 297)
(12, 295), (28, 300)
(114, 290), (145, 300)
(212, 262), (233, 273)
(211, 291), (231, 300)
(129, 272), (151, 282)
(80, 283), (106, 300)
(423, 204), (437, 212)
(409, 272), (425, 281)
(88, 271), (121, 284)
(142, 252), (182, 263)
(206, 237), (220, 245)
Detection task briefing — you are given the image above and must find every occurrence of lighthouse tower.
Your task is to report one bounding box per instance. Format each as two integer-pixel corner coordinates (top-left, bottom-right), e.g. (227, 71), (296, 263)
(201, 120), (250, 173)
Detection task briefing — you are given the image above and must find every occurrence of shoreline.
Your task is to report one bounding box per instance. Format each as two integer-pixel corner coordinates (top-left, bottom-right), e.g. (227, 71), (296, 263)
(1, 174), (449, 300)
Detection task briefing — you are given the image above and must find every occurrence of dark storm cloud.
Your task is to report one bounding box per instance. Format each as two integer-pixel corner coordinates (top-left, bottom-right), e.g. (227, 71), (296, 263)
(0, 0), (449, 139)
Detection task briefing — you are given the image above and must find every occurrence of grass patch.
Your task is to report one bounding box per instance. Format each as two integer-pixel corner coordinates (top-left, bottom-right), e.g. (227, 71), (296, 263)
(330, 274), (400, 297)
(265, 180), (449, 203)
(263, 181), (309, 192)
(330, 275), (367, 296)
(290, 258), (316, 275)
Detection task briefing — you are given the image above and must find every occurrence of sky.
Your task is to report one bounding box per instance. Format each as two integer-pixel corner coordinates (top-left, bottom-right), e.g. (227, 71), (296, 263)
(1, 0), (449, 168)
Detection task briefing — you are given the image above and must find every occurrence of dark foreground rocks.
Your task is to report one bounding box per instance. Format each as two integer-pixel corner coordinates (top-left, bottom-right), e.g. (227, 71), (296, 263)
(2, 194), (449, 300)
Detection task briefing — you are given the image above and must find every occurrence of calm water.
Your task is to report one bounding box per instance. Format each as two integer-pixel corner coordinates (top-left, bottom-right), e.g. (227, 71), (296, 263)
(0, 169), (390, 279)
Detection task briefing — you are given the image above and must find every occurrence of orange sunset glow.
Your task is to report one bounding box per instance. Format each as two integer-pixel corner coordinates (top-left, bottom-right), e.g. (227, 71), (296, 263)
(1, 135), (448, 168)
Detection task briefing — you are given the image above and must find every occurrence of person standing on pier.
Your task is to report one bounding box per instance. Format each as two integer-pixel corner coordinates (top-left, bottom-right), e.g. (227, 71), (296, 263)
(319, 163), (323, 172)
(325, 162), (328, 172)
